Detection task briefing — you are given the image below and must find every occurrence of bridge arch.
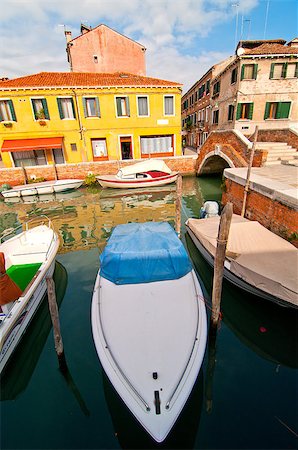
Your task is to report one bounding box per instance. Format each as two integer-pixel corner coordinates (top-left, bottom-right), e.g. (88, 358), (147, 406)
(197, 150), (235, 176)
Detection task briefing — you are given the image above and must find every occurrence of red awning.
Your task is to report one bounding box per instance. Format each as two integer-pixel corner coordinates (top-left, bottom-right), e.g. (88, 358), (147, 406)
(1, 137), (63, 152)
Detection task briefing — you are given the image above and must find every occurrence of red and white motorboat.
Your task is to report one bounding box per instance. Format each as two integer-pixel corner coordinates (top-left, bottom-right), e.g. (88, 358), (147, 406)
(96, 160), (178, 189)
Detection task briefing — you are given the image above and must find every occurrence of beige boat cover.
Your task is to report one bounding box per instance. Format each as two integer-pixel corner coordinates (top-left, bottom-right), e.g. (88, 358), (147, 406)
(186, 215), (298, 306)
(118, 160), (173, 177)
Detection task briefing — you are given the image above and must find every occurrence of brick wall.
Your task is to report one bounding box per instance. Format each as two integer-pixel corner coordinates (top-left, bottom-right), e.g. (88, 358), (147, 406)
(0, 156), (197, 186)
(222, 178), (298, 247)
(249, 128), (298, 150)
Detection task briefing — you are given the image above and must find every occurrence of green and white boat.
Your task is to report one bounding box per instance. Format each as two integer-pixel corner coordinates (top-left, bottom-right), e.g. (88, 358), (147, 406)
(0, 219), (59, 373)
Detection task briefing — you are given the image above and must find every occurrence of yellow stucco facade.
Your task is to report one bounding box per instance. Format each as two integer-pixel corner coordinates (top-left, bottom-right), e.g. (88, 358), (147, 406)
(0, 84), (182, 168)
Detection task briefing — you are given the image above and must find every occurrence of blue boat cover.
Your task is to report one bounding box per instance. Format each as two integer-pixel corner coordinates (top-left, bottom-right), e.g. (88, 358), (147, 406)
(100, 222), (192, 285)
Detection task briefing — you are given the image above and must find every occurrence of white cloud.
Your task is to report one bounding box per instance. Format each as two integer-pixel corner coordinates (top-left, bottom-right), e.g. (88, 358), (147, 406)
(0, 0), (259, 90)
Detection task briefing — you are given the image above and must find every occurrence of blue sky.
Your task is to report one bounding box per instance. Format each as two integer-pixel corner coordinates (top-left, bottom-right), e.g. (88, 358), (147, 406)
(0, 0), (297, 92)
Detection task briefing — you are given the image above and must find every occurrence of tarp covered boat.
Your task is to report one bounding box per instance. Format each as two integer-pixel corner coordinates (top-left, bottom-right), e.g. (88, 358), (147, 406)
(186, 214), (298, 308)
(91, 222), (207, 442)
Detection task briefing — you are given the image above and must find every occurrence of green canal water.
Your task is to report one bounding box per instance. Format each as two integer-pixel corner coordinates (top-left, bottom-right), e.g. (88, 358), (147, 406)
(0, 176), (297, 449)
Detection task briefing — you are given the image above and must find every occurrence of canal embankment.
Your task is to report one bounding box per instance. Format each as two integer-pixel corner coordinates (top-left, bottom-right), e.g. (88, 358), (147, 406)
(222, 165), (298, 247)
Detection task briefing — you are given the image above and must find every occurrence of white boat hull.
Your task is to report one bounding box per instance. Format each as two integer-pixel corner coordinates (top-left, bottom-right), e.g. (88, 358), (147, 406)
(1, 179), (83, 198)
(0, 224), (60, 373)
(91, 270), (207, 442)
(96, 173), (178, 189)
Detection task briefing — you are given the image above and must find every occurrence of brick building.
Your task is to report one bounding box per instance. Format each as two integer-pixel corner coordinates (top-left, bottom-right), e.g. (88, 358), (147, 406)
(182, 38), (298, 149)
(65, 24), (146, 76)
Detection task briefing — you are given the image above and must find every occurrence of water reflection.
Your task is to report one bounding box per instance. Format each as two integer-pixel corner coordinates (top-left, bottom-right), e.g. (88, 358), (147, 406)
(185, 233), (298, 368)
(0, 261), (68, 400)
(1, 178), (217, 253)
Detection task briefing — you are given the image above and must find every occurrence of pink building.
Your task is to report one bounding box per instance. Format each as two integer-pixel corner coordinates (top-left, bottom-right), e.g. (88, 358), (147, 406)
(65, 24), (146, 76)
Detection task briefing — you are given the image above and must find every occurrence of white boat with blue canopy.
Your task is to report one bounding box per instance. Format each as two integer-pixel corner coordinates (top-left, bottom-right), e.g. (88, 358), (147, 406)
(91, 222), (207, 443)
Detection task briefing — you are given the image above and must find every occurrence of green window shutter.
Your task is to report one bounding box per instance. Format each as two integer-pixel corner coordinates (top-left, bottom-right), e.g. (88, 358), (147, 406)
(57, 98), (64, 119)
(70, 98), (76, 119)
(83, 98), (88, 117)
(281, 63), (288, 78)
(236, 103), (242, 120)
(277, 102), (291, 119)
(125, 97), (130, 116)
(42, 99), (50, 119)
(240, 65), (245, 80)
(0, 106), (3, 122)
(269, 63), (275, 79)
(295, 63), (298, 78)
(116, 98), (122, 116)
(31, 99), (38, 119)
(253, 64), (258, 79)
(248, 103), (254, 120)
(8, 100), (16, 121)
(264, 102), (271, 119)
(95, 97), (100, 117)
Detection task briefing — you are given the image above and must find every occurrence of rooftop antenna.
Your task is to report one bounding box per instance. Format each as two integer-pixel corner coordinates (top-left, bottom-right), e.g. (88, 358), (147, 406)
(263, 0), (270, 39)
(245, 19), (251, 40)
(231, 3), (240, 49)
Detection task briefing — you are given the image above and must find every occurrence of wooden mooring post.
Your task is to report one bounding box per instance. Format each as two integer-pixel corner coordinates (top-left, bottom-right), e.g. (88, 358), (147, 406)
(52, 161), (58, 181)
(21, 162), (28, 184)
(241, 125), (259, 217)
(211, 202), (233, 330)
(175, 174), (182, 237)
(46, 277), (67, 372)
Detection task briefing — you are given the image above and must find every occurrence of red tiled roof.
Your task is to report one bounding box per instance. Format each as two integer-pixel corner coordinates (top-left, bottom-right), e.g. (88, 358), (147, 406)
(244, 43), (298, 55)
(0, 72), (182, 88)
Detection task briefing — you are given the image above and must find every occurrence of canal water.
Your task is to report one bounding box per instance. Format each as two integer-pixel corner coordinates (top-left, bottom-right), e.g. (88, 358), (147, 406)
(0, 176), (297, 450)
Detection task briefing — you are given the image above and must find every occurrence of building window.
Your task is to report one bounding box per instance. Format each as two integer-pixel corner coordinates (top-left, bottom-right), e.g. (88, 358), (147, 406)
(70, 143), (77, 152)
(137, 96), (149, 116)
(52, 148), (65, 164)
(264, 102), (291, 119)
(198, 84), (206, 99)
(269, 63), (286, 79)
(213, 81), (220, 96)
(93, 55), (98, 63)
(164, 95), (174, 116)
(140, 135), (173, 156)
(12, 150), (46, 167)
(236, 103), (254, 120)
(0, 99), (17, 122)
(31, 98), (50, 120)
(116, 96), (130, 117)
(206, 80), (210, 94)
(286, 63), (298, 78)
(240, 64), (258, 80)
(231, 68), (237, 84)
(91, 138), (108, 159)
(212, 110), (219, 124)
(57, 98), (76, 119)
(83, 97), (100, 117)
(228, 104), (235, 121)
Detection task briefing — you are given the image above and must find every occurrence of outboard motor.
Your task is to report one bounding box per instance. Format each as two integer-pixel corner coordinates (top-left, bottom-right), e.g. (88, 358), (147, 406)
(199, 201), (219, 219)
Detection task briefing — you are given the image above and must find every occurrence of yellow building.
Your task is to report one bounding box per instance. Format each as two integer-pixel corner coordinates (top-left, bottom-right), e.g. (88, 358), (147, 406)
(0, 72), (182, 168)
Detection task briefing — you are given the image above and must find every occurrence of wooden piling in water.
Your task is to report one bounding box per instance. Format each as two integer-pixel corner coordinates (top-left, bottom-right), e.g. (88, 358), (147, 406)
(211, 202), (233, 330)
(53, 161), (58, 181)
(241, 125), (259, 217)
(175, 174), (182, 237)
(21, 163), (28, 184)
(46, 277), (67, 372)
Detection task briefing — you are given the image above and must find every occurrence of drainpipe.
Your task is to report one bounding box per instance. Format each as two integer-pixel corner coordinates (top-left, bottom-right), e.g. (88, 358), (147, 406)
(72, 89), (88, 162)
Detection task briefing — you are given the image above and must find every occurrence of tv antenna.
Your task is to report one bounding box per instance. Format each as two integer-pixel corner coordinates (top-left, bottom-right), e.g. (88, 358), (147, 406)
(263, 0), (270, 39)
(231, 3), (240, 49)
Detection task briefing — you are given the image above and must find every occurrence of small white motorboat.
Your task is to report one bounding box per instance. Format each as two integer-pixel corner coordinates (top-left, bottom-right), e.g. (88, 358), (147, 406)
(1, 179), (83, 198)
(91, 222), (207, 442)
(96, 160), (178, 189)
(0, 218), (59, 373)
(186, 214), (298, 308)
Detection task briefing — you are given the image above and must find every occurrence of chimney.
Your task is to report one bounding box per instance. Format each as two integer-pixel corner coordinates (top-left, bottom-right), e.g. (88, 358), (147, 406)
(64, 30), (72, 44)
